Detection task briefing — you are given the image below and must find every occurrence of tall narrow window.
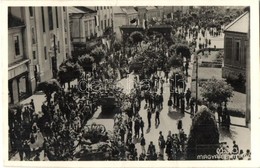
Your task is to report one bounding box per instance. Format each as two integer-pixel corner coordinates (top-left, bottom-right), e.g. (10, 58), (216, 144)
(55, 7), (59, 28)
(64, 19), (67, 32)
(63, 7), (66, 12)
(41, 7), (45, 32)
(32, 27), (36, 44)
(236, 42), (240, 61)
(33, 50), (36, 59)
(14, 35), (20, 56)
(44, 46), (47, 60)
(29, 7), (34, 17)
(48, 7), (54, 30)
(58, 41), (60, 53)
(101, 20), (103, 30)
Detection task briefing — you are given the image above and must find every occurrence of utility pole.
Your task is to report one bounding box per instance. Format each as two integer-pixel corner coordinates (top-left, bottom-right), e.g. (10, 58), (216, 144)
(195, 54), (198, 112)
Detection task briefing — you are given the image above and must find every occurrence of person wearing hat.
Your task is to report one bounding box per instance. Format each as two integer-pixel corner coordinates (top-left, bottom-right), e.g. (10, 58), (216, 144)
(140, 133), (146, 154)
(147, 108), (152, 128)
(158, 132), (165, 159)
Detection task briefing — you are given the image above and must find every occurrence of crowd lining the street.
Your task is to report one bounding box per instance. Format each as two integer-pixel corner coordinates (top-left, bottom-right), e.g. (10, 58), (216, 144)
(8, 8), (251, 161)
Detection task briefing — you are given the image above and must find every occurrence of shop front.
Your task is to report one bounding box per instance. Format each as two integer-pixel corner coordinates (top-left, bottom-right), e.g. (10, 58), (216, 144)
(8, 59), (31, 104)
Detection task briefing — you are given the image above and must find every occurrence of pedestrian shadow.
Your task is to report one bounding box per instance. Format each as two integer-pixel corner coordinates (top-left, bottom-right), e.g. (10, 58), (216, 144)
(167, 111), (185, 120)
(146, 127), (151, 134)
(133, 136), (140, 144)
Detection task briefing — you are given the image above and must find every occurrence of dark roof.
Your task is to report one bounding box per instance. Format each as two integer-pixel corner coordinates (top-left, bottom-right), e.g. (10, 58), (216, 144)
(8, 13), (25, 28)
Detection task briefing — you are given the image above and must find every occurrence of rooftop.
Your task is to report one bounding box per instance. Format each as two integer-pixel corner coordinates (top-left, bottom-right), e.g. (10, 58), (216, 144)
(68, 7), (96, 14)
(114, 7), (137, 15)
(8, 13), (25, 28)
(224, 11), (249, 34)
(146, 6), (157, 11)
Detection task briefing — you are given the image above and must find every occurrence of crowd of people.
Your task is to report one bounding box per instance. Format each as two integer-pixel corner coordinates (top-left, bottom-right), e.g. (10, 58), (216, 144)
(8, 7), (250, 161)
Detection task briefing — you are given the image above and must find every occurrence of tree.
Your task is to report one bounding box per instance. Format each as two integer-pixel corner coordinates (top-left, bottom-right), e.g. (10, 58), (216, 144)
(58, 60), (82, 88)
(168, 54), (183, 69)
(186, 107), (219, 160)
(90, 46), (106, 64)
(129, 31), (144, 47)
(78, 54), (94, 72)
(200, 77), (234, 106)
(176, 44), (191, 59)
(37, 79), (62, 105)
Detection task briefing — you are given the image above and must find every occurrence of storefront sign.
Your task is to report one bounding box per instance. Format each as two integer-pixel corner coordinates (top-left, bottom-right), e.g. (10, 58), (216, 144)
(8, 61), (28, 80)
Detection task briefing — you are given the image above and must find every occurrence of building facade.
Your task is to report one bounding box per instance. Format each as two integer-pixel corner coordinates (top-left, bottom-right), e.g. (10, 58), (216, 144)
(69, 7), (97, 44)
(222, 12), (249, 80)
(113, 7), (138, 40)
(8, 7), (71, 104)
(222, 11), (250, 126)
(88, 6), (114, 37)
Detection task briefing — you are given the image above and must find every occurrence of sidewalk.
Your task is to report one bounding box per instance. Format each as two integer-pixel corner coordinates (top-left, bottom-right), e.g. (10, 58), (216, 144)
(186, 31), (247, 127)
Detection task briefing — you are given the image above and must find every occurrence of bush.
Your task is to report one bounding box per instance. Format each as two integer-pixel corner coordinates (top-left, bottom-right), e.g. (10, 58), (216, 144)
(226, 74), (246, 93)
(186, 107), (219, 160)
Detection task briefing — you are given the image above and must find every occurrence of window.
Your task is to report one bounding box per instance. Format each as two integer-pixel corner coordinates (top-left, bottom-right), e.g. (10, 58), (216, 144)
(64, 19), (67, 32)
(104, 6), (106, 9)
(55, 7), (59, 28)
(101, 20), (103, 30)
(33, 50), (36, 59)
(244, 41), (248, 67)
(29, 7), (33, 17)
(235, 41), (240, 61)
(101, 6), (102, 10)
(32, 27), (36, 44)
(41, 7), (45, 32)
(44, 46), (47, 60)
(65, 37), (67, 44)
(14, 35), (20, 56)
(225, 37), (232, 61)
(96, 6), (99, 10)
(108, 19), (110, 27)
(104, 20), (107, 29)
(63, 7), (66, 12)
(58, 41), (60, 53)
(48, 7), (54, 30)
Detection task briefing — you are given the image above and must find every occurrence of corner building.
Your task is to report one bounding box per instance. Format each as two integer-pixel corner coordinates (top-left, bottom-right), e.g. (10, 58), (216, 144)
(8, 7), (71, 104)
